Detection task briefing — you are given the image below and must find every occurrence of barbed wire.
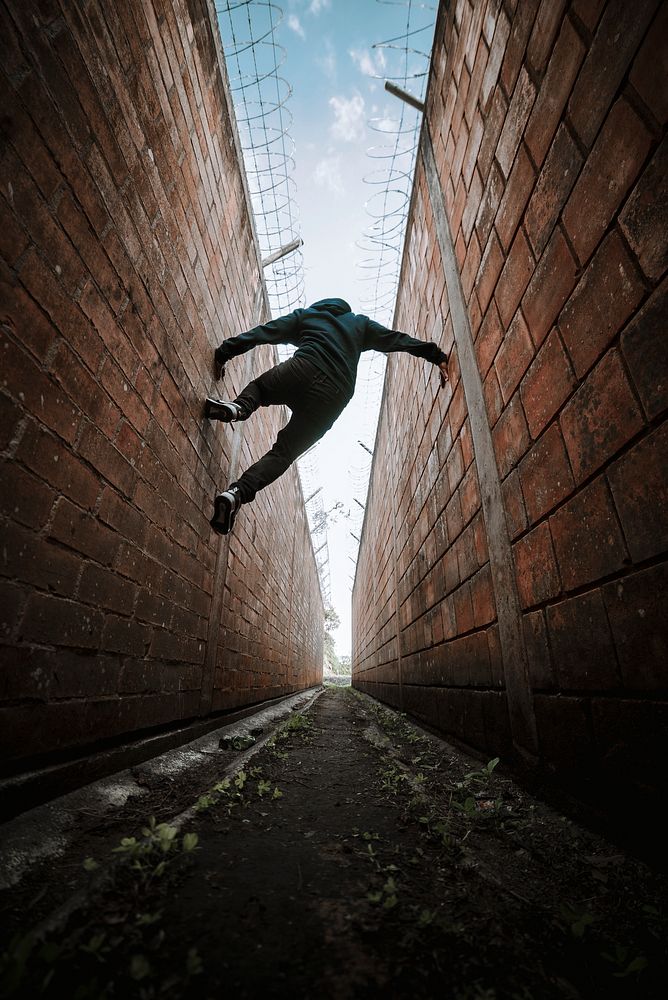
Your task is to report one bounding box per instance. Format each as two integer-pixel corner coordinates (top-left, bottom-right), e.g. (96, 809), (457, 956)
(215, 0), (304, 312)
(349, 0), (437, 553)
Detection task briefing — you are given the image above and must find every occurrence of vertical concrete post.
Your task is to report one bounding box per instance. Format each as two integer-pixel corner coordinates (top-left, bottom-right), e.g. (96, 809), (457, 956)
(421, 130), (538, 758)
(388, 365), (405, 710)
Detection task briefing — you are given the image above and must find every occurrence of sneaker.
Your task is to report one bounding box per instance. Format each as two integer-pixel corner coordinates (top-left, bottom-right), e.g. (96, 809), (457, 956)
(210, 487), (242, 535)
(204, 398), (242, 422)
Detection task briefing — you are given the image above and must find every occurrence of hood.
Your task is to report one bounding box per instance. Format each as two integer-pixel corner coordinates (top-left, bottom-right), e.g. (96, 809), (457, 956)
(308, 297), (352, 316)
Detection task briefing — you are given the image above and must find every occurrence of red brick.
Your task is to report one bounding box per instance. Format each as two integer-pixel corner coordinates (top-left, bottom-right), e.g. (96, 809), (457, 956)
(0, 329), (80, 445)
(447, 437), (465, 494)
(135, 587), (174, 627)
(603, 563), (668, 689)
(494, 227), (534, 329)
(525, 123), (583, 257)
(549, 476), (628, 590)
(102, 613), (151, 657)
(18, 248), (106, 374)
(526, 0), (567, 76)
(562, 98), (654, 266)
(629, 4), (668, 124)
(445, 490), (464, 546)
(49, 340), (121, 438)
(495, 309), (534, 403)
(492, 392), (530, 478)
(547, 589), (619, 689)
(97, 486), (146, 545)
(0, 259), (57, 361)
(19, 592), (104, 648)
(513, 521), (561, 607)
(0, 463), (55, 530)
(618, 134), (668, 282)
(49, 496), (119, 565)
(522, 609), (554, 688)
(475, 160), (504, 248)
(620, 277), (668, 420)
(560, 348), (645, 483)
(0, 392), (21, 452)
(0, 522), (81, 596)
(571, 0), (606, 32)
(478, 86), (508, 180)
(0, 578), (26, 641)
(495, 142), (536, 252)
(497, 67), (537, 180)
(607, 421), (668, 563)
(525, 15), (586, 168)
(470, 563), (496, 626)
(79, 563), (137, 616)
(461, 228), (481, 298)
(519, 421), (575, 523)
(568, 0), (657, 148)
(480, 10), (511, 114)
(501, 467), (528, 538)
(462, 113), (485, 188)
(500, 2), (539, 98)
(520, 329), (576, 439)
(559, 229), (645, 378)
(15, 423), (99, 511)
(0, 147), (84, 296)
(77, 421), (137, 494)
(460, 463), (480, 524)
(475, 296), (504, 379)
(453, 581), (475, 634)
(0, 191), (30, 266)
(522, 226), (579, 348)
(473, 514), (488, 566)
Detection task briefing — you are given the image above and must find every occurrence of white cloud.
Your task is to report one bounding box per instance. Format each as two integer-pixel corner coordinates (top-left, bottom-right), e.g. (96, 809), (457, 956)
(329, 93), (366, 142)
(349, 47), (386, 77)
(309, 0), (331, 13)
(316, 38), (336, 78)
(313, 155), (344, 196)
(287, 14), (305, 39)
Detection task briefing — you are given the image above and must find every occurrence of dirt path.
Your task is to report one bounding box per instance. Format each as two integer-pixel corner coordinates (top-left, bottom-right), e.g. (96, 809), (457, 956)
(1, 687), (666, 998)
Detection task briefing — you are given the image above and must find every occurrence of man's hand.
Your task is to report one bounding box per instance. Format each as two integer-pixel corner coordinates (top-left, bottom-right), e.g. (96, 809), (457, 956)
(438, 359), (449, 389)
(214, 351), (226, 382)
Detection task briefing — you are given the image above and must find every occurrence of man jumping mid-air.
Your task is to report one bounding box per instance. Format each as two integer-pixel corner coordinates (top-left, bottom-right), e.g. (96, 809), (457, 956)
(205, 297), (449, 535)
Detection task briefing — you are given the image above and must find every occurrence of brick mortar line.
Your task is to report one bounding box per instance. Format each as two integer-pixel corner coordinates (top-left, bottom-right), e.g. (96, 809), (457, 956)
(422, 126), (538, 758)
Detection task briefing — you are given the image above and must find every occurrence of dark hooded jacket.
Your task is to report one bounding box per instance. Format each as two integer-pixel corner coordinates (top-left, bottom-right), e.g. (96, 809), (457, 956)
(215, 298), (447, 400)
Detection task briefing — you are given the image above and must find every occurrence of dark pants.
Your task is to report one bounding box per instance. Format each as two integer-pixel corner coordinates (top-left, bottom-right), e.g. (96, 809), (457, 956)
(230, 356), (349, 503)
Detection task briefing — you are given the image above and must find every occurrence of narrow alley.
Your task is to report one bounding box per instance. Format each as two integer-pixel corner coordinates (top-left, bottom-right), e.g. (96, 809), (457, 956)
(1, 0), (667, 996)
(2, 686), (666, 998)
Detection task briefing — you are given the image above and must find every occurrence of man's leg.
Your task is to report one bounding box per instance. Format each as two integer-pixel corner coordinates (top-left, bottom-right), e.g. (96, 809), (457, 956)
(233, 407), (334, 503)
(209, 359), (345, 534)
(206, 357), (320, 423)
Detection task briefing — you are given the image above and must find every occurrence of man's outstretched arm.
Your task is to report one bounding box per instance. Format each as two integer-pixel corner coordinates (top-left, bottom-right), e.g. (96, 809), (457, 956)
(364, 317), (449, 387)
(215, 310), (302, 374)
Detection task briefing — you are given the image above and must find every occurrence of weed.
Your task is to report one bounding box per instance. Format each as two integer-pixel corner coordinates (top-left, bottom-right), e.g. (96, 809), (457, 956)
(600, 944), (648, 978)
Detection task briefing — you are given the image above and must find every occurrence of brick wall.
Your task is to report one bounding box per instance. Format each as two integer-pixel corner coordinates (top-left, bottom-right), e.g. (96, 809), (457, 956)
(0, 0), (323, 769)
(353, 0), (666, 815)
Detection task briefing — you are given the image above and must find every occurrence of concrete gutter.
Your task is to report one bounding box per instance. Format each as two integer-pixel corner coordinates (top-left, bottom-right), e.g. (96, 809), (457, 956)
(0, 686), (324, 893)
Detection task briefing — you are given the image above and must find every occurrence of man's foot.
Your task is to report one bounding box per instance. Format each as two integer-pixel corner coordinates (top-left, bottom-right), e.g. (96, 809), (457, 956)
(204, 398), (242, 422)
(210, 487), (242, 535)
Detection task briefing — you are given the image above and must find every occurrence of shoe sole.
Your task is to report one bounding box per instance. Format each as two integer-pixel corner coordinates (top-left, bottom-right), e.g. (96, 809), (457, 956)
(204, 398), (237, 422)
(210, 494), (238, 535)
